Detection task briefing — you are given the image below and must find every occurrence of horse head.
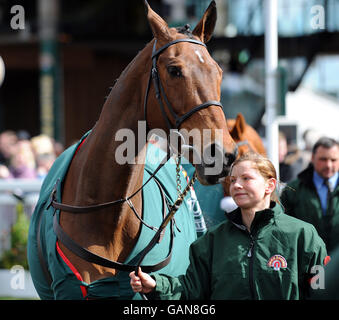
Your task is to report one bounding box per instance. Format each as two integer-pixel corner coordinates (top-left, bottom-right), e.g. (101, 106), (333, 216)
(228, 113), (267, 156)
(144, 1), (237, 185)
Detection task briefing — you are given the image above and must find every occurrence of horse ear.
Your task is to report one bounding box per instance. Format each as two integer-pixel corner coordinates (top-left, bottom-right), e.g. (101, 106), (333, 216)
(235, 113), (246, 134)
(144, 0), (172, 42)
(230, 113), (246, 140)
(192, 1), (217, 43)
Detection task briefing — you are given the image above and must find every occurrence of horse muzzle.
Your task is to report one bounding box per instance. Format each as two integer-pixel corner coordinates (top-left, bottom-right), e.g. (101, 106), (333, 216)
(171, 133), (237, 186)
(195, 143), (237, 185)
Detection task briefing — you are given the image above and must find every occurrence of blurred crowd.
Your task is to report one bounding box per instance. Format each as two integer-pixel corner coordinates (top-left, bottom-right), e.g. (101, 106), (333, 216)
(0, 130), (64, 180)
(0, 127), (334, 183)
(278, 128), (330, 183)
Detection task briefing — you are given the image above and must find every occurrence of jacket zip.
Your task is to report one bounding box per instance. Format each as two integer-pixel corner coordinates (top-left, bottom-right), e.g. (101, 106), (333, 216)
(230, 219), (258, 299)
(247, 233), (255, 300)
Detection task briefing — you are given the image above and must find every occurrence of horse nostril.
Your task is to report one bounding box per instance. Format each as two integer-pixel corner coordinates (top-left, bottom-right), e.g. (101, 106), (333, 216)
(201, 144), (237, 179)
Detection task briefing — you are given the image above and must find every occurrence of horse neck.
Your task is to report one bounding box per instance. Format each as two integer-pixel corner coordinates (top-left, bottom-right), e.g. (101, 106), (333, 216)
(63, 44), (153, 209)
(59, 42), (159, 279)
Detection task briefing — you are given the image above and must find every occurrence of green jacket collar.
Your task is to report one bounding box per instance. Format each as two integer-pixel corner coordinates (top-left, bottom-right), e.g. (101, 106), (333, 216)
(225, 201), (280, 235)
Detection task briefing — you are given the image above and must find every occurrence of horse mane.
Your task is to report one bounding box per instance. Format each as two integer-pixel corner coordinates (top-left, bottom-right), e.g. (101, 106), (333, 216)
(176, 24), (194, 38)
(105, 41), (155, 99)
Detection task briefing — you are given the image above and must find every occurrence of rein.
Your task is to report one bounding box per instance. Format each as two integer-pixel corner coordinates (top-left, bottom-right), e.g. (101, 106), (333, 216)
(50, 147), (172, 215)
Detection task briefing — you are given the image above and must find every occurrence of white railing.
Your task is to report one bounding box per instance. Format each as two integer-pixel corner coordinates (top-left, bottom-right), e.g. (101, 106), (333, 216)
(0, 179), (42, 259)
(0, 180), (42, 298)
(0, 179), (42, 206)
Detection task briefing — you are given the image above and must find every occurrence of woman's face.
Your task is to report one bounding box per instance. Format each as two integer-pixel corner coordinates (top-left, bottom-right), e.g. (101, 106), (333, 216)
(229, 160), (273, 210)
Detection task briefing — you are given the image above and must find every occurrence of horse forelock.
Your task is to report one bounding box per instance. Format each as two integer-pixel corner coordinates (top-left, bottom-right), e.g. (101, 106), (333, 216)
(176, 24), (194, 38)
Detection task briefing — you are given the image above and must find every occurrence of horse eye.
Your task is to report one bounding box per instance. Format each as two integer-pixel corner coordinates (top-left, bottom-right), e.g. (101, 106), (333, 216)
(167, 66), (182, 78)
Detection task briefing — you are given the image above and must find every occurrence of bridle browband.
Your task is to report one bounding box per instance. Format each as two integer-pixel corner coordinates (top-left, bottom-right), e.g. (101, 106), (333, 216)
(144, 38), (224, 130)
(44, 38), (224, 289)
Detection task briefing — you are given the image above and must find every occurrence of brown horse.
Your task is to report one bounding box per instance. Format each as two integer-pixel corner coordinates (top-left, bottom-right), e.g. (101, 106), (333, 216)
(228, 113), (266, 156)
(56, 1), (236, 286)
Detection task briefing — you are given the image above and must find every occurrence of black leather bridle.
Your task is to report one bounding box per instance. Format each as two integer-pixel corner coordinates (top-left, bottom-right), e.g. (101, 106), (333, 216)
(144, 38), (224, 130)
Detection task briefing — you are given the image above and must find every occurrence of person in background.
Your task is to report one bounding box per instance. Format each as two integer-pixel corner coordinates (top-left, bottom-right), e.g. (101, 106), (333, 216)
(279, 131), (303, 183)
(281, 137), (339, 254)
(130, 153), (328, 300)
(0, 130), (18, 167)
(31, 134), (56, 179)
(9, 139), (37, 179)
(0, 130), (63, 180)
(0, 163), (11, 179)
(300, 129), (322, 170)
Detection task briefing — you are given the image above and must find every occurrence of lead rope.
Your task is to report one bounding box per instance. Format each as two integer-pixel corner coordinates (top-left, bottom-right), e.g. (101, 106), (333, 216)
(136, 159), (197, 300)
(175, 154), (182, 198)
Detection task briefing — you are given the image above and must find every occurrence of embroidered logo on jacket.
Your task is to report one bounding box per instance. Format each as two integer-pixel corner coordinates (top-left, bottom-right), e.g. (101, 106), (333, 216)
(267, 255), (287, 271)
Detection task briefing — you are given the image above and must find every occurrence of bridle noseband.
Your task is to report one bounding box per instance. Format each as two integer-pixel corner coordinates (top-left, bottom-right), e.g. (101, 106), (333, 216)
(144, 38), (224, 130)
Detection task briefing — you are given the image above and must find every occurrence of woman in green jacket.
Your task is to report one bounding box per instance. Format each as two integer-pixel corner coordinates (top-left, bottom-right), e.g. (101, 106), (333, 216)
(130, 153), (329, 300)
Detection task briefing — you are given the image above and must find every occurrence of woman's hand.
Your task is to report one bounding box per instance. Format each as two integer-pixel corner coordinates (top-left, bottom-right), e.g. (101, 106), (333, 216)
(129, 267), (156, 294)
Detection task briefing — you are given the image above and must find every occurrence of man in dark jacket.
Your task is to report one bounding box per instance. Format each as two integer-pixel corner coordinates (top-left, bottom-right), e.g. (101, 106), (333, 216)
(281, 137), (339, 253)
